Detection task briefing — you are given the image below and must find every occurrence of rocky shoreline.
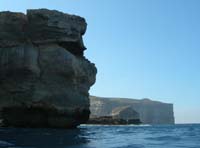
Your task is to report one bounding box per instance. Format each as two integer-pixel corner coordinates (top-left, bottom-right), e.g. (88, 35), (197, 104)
(87, 116), (141, 125)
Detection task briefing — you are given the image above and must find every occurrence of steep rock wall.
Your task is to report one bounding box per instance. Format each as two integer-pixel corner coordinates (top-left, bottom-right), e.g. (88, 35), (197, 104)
(0, 9), (97, 128)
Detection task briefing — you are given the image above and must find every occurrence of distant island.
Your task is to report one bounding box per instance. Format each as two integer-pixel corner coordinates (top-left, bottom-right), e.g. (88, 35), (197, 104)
(88, 96), (175, 125)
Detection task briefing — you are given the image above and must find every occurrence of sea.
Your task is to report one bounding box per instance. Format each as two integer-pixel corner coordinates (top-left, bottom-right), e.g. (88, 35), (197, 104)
(0, 124), (199, 148)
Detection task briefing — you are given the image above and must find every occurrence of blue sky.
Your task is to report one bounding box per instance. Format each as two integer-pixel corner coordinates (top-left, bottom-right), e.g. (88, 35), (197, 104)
(1, 0), (200, 123)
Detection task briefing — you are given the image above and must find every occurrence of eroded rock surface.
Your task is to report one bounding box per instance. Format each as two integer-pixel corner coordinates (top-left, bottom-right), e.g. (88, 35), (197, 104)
(111, 106), (140, 120)
(0, 9), (97, 128)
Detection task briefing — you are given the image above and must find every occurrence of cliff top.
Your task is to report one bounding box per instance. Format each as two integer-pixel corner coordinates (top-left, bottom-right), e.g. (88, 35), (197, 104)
(90, 96), (173, 105)
(0, 9), (87, 56)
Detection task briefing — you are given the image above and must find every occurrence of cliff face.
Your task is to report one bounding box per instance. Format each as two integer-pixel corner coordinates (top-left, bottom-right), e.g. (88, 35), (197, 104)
(90, 96), (175, 124)
(0, 9), (97, 128)
(111, 106), (140, 120)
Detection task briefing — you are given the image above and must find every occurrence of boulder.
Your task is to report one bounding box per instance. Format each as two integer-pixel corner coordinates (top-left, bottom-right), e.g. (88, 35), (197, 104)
(0, 9), (97, 128)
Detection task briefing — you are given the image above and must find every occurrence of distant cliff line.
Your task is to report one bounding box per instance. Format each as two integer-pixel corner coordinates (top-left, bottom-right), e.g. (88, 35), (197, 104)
(89, 96), (175, 124)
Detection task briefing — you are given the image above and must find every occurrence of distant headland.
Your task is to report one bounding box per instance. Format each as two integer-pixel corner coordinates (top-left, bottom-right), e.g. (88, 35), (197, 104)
(89, 96), (175, 125)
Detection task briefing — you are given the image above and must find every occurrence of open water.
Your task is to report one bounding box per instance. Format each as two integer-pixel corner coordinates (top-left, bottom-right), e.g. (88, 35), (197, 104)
(0, 124), (199, 148)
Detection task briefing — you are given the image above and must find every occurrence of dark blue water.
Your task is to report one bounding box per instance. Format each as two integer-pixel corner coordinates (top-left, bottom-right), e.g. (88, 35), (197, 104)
(0, 124), (200, 148)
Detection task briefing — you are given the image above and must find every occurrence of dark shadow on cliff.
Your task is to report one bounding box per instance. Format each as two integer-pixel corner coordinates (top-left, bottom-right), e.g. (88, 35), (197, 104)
(0, 127), (89, 148)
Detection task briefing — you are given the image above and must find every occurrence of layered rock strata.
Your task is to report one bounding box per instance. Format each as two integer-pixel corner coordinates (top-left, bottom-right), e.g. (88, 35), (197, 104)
(0, 9), (97, 128)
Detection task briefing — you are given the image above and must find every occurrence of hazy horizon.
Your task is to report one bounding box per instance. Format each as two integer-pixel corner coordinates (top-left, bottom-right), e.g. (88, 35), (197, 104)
(1, 0), (200, 124)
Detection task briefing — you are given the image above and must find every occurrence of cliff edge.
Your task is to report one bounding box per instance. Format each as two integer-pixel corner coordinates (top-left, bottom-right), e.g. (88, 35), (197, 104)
(90, 96), (175, 124)
(0, 9), (97, 128)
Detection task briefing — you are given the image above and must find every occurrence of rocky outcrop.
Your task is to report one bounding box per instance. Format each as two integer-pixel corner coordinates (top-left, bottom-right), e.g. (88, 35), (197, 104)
(87, 106), (142, 125)
(90, 96), (175, 124)
(111, 106), (140, 120)
(0, 9), (97, 128)
(87, 116), (141, 125)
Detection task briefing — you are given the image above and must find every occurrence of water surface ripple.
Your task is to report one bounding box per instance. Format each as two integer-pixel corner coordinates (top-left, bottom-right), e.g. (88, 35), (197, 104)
(0, 124), (199, 148)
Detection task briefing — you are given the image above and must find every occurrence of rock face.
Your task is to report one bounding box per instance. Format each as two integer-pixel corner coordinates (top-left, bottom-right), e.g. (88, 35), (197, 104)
(0, 9), (97, 128)
(111, 106), (140, 120)
(90, 96), (175, 124)
(87, 106), (142, 125)
(87, 116), (141, 125)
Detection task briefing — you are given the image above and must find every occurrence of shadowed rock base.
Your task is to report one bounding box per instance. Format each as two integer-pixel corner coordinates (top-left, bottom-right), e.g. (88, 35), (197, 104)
(1, 106), (90, 128)
(87, 116), (141, 125)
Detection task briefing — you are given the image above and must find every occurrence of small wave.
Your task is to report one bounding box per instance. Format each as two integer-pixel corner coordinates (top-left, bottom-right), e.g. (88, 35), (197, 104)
(129, 124), (151, 127)
(80, 124), (151, 127)
(146, 135), (181, 142)
(0, 140), (14, 147)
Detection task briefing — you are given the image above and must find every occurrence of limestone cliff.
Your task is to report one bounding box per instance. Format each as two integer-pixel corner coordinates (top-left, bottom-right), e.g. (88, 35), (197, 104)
(111, 106), (140, 120)
(0, 9), (97, 128)
(90, 96), (175, 124)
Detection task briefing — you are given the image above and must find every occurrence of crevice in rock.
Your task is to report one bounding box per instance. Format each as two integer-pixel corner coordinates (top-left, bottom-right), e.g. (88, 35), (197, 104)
(58, 41), (85, 57)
